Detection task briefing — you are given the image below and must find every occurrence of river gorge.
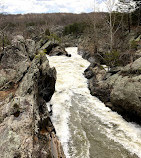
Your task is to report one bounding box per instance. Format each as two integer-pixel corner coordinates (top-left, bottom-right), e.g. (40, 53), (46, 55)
(47, 47), (141, 158)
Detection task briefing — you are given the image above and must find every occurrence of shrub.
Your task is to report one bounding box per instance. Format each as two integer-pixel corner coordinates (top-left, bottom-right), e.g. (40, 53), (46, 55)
(45, 28), (50, 36)
(0, 35), (11, 49)
(63, 22), (87, 35)
(35, 50), (46, 59)
(26, 22), (36, 27)
(47, 33), (61, 43)
(104, 50), (121, 67)
(130, 40), (138, 50)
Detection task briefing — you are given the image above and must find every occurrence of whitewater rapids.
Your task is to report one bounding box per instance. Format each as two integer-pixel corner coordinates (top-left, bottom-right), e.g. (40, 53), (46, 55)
(47, 47), (141, 158)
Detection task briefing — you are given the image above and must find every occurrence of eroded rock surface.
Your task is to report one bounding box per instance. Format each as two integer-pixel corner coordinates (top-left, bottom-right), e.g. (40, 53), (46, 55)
(0, 36), (65, 158)
(84, 57), (141, 124)
(37, 36), (69, 57)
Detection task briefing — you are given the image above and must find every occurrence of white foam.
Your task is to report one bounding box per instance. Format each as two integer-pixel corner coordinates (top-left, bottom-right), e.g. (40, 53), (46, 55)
(50, 91), (72, 158)
(47, 47), (141, 158)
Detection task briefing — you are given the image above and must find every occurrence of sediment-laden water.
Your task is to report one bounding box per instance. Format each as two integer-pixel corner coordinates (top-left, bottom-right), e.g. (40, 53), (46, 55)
(47, 47), (141, 158)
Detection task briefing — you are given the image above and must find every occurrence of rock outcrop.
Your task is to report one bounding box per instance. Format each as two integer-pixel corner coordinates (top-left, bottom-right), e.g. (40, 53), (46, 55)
(85, 57), (141, 124)
(0, 36), (65, 158)
(37, 36), (70, 57)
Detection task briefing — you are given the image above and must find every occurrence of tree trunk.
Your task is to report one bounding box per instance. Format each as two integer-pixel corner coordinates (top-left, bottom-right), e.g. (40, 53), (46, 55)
(2, 33), (4, 51)
(110, 12), (113, 52)
(128, 13), (131, 33)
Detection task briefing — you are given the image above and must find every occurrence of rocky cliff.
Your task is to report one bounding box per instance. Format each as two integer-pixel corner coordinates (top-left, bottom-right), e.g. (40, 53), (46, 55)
(84, 54), (141, 124)
(77, 32), (141, 124)
(0, 36), (65, 158)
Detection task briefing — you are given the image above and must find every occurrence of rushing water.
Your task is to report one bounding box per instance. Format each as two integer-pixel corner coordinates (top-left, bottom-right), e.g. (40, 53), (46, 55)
(47, 47), (141, 158)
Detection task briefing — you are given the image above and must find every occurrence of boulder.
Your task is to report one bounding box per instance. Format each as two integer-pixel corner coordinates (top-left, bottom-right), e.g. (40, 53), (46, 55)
(66, 53), (71, 57)
(109, 66), (123, 74)
(121, 57), (141, 73)
(38, 39), (59, 53)
(85, 64), (110, 102)
(108, 59), (141, 122)
(49, 46), (68, 56)
(0, 46), (30, 91)
(38, 39), (69, 57)
(84, 68), (94, 79)
(0, 36), (41, 91)
(12, 35), (25, 44)
(26, 39), (36, 60)
(86, 57), (141, 124)
(110, 75), (141, 120)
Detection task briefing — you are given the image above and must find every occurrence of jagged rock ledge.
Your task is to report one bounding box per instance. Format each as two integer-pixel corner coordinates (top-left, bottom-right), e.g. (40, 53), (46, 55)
(0, 35), (66, 158)
(78, 45), (141, 125)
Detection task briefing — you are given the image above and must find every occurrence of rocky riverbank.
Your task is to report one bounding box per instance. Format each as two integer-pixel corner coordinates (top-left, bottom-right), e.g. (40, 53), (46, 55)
(78, 41), (141, 124)
(0, 35), (66, 158)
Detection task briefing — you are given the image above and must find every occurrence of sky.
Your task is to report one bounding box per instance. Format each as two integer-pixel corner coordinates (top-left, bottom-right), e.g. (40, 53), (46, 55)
(0, 0), (118, 14)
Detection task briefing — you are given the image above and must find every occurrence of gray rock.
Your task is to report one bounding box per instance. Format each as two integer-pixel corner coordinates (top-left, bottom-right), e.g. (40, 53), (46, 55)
(0, 46), (30, 90)
(122, 57), (141, 73)
(12, 35), (25, 44)
(0, 38), (65, 158)
(110, 75), (141, 119)
(109, 66), (123, 74)
(39, 39), (59, 52)
(38, 39), (68, 57)
(49, 46), (68, 56)
(0, 76), (7, 88)
(84, 68), (94, 79)
(87, 57), (141, 123)
(26, 39), (36, 60)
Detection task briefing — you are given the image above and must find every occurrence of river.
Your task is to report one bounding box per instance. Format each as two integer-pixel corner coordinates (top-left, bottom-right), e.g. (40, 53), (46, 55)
(47, 47), (141, 158)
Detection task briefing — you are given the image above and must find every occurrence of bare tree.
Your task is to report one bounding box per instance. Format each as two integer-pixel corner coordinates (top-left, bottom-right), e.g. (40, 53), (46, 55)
(106, 0), (117, 52)
(85, 0), (100, 55)
(118, 0), (135, 33)
(93, 0), (98, 53)
(101, 0), (125, 67)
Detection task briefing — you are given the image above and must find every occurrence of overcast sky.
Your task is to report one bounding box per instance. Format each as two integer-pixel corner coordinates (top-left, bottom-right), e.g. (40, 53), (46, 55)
(0, 0), (119, 14)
